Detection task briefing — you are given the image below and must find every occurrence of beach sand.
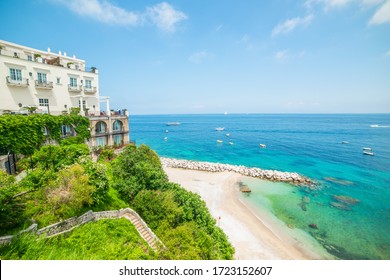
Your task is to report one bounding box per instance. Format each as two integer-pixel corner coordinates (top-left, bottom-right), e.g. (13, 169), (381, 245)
(164, 167), (328, 260)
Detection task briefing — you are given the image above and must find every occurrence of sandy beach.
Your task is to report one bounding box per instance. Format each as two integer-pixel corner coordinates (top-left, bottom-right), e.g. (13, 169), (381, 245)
(164, 166), (329, 260)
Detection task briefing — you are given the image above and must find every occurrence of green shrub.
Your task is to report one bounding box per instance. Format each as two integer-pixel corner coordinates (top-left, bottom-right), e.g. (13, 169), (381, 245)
(46, 164), (94, 218)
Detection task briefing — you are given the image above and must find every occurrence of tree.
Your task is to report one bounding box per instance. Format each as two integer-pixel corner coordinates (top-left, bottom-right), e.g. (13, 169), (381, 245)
(0, 171), (26, 233)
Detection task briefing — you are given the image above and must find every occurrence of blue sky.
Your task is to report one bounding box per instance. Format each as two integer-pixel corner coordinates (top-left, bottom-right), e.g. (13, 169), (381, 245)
(1, 0), (389, 114)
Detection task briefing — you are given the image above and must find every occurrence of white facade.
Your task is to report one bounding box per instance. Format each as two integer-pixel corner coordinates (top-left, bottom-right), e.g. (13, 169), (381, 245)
(0, 40), (100, 115)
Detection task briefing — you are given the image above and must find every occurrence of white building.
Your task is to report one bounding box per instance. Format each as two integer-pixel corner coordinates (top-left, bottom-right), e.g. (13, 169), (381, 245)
(0, 40), (130, 149)
(0, 39), (100, 115)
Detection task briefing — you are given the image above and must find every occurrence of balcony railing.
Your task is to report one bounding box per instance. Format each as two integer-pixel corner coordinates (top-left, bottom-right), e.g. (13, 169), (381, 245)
(0, 48), (98, 73)
(68, 84), (82, 92)
(84, 86), (97, 94)
(6, 76), (29, 87)
(94, 130), (108, 135)
(35, 80), (53, 89)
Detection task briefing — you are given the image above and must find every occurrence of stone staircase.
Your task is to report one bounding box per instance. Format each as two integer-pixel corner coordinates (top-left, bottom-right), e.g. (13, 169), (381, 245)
(121, 211), (162, 251)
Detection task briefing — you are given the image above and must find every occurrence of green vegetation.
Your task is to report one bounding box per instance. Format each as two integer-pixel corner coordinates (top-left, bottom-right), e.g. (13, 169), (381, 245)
(112, 145), (235, 259)
(0, 219), (156, 260)
(0, 115), (234, 259)
(0, 114), (90, 156)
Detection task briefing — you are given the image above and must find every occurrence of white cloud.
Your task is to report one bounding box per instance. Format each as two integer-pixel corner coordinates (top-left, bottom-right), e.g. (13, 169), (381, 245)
(275, 50), (289, 60)
(369, 0), (390, 24)
(305, 0), (384, 10)
(215, 24), (223, 32)
(53, 0), (140, 25)
(53, 0), (187, 33)
(272, 14), (314, 36)
(146, 2), (188, 33)
(188, 51), (213, 64)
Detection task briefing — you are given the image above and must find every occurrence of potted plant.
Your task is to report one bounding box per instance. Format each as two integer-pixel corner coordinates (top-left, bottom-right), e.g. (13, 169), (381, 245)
(24, 106), (37, 114)
(70, 107), (80, 115)
(67, 62), (74, 69)
(34, 54), (43, 63)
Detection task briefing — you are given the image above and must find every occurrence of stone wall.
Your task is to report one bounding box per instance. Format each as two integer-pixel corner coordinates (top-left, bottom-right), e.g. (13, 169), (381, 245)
(0, 208), (139, 246)
(161, 157), (315, 186)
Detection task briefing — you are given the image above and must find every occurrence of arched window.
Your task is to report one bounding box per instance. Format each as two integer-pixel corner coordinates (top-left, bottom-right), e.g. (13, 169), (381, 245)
(95, 121), (107, 134)
(113, 120), (123, 131)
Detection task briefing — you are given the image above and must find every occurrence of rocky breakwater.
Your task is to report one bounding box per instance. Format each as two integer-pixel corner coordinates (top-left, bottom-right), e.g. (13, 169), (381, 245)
(161, 157), (314, 187)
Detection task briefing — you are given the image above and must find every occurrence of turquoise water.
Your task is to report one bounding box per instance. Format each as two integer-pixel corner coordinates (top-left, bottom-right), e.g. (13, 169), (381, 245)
(130, 114), (390, 259)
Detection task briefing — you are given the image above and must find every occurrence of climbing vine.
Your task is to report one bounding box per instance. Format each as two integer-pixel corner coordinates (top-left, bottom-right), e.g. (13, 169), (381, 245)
(0, 114), (90, 156)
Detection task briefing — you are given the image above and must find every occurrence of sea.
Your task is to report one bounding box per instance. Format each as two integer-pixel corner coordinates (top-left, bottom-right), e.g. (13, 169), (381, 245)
(129, 114), (390, 260)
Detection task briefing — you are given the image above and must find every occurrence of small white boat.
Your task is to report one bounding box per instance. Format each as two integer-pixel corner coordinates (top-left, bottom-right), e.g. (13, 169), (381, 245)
(226, 133), (230, 137)
(167, 122), (180, 126)
(341, 141), (349, 144)
(363, 147), (372, 151)
(165, 130), (169, 133)
(215, 127), (225, 131)
(229, 142), (234, 145)
(259, 144), (266, 148)
(164, 137), (168, 140)
(217, 140), (223, 143)
(363, 151), (374, 156)
(370, 124), (379, 128)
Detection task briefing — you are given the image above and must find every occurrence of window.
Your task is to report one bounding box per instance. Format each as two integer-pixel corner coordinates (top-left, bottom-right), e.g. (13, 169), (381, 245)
(78, 100), (87, 110)
(56, 77), (61, 84)
(39, 98), (49, 107)
(42, 127), (48, 136)
(96, 136), (107, 147)
(9, 68), (22, 81)
(61, 125), (72, 136)
(37, 73), (47, 83)
(113, 120), (122, 131)
(27, 55), (32, 61)
(70, 77), (77, 87)
(95, 121), (107, 134)
(85, 79), (92, 89)
(114, 134), (123, 145)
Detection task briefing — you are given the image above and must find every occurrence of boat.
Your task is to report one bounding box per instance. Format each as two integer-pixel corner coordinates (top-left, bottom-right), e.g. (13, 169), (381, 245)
(215, 127), (225, 131)
(362, 147), (372, 151)
(166, 122), (180, 126)
(370, 124), (379, 128)
(363, 151), (374, 156)
(164, 137), (168, 140)
(341, 141), (349, 144)
(259, 144), (266, 148)
(229, 142), (234, 145)
(217, 140), (223, 143)
(226, 133), (230, 137)
(165, 130), (169, 133)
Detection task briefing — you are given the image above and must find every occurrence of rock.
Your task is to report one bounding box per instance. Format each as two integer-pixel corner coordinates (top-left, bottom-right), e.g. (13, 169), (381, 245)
(240, 186), (252, 193)
(309, 223), (318, 229)
(333, 195), (360, 205)
(160, 157), (314, 187)
(330, 202), (351, 211)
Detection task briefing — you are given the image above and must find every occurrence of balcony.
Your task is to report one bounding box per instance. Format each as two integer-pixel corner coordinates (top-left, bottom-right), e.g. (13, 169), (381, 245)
(84, 86), (97, 94)
(6, 76), (29, 87)
(0, 48), (99, 73)
(35, 80), (53, 90)
(68, 84), (82, 93)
